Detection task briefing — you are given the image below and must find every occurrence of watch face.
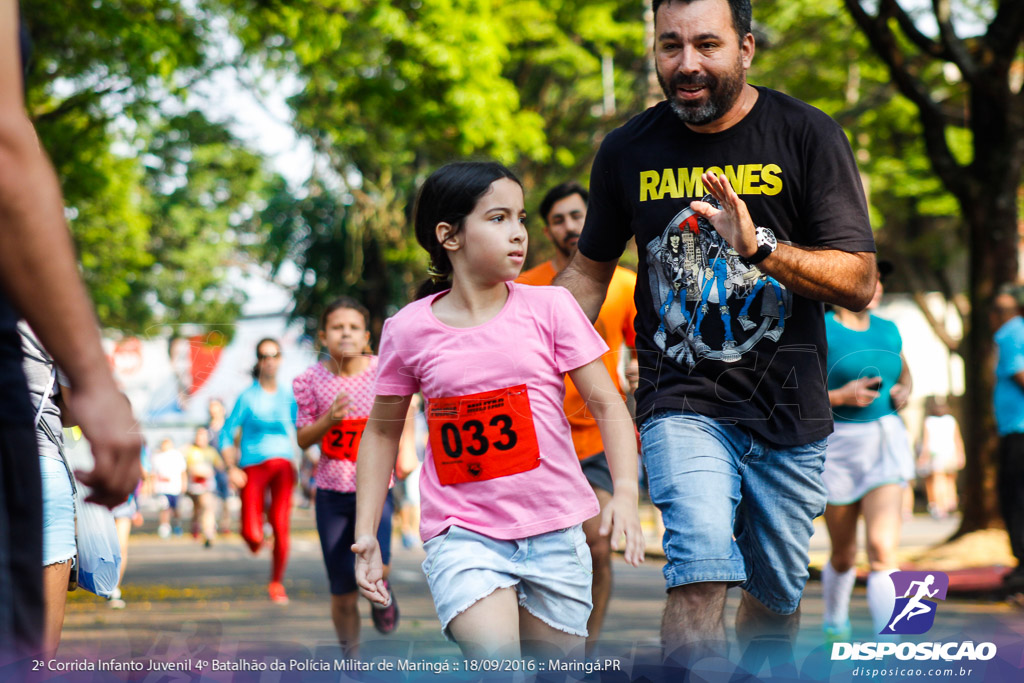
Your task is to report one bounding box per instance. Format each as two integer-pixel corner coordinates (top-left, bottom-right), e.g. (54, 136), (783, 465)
(758, 227), (777, 249)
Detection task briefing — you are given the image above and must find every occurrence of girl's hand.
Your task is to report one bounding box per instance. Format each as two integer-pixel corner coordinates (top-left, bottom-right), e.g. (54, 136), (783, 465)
(599, 492), (646, 567)
(835, 376), (881, 407)
(890, 383), (910, 411)
(352, 534), (389, 604)
(329, 392), (352, 421)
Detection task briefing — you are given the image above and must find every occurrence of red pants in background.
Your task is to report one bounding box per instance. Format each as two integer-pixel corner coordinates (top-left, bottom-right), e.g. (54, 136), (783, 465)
(240, 458), (294, 583)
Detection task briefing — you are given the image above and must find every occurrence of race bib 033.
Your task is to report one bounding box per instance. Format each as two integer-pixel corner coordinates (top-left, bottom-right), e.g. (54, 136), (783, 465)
(427, 384), (541, 485)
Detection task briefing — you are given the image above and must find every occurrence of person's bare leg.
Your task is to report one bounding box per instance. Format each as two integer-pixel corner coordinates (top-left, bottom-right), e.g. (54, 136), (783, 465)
(447, 587), (521, 659)
(735, 590), (799, 677)
(862, 484), (904, 633)
(115, 516), (132, 583)
(924, 475), (939, 514)
(331, 592), (361, 657)
(823, 502), (860, 574)
(736, 590), (800, 644)
(41, 560), (71, 658)
(942, 473), (959, 515)
(662, 582), (728, 664)
(862, 485), (903, 572)
(199, 492), (216, 542)
(519, 606), (585, 662)
(581, 487), (613, 654)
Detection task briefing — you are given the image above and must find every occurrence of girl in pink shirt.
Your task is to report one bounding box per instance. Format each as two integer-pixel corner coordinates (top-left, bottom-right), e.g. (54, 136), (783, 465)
(353, 161), (644, 660)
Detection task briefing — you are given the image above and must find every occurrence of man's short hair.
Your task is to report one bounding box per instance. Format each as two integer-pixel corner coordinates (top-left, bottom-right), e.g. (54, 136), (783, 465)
(652, 0), (752, 40)
(539, 181), (588, 226)
(997, 283), (1024, 311)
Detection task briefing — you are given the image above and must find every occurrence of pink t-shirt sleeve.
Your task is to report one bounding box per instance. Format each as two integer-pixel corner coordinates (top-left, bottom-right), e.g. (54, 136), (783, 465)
(292, 369), (317, 428)
(374, 316), (421, 396)
(550, 287), (610, 373)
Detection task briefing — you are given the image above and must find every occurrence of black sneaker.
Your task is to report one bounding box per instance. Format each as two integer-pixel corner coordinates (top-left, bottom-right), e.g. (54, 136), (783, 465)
(371, 583), (399, 634)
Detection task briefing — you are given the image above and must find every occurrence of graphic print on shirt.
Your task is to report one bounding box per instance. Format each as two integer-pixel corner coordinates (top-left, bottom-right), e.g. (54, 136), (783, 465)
(647, 196), (792, 369)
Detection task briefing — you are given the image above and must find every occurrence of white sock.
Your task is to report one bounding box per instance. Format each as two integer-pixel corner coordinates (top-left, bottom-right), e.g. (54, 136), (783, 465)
(822, 561), (856, 628)
(867, 570), (898, 635)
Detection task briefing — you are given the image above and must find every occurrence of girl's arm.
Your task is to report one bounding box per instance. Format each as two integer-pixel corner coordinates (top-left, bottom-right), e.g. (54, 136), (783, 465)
(890, 352), (912, 411)
(219, 397), (248, 488)
(296, 391), (351, 449)
(568, 359), (645, 567)
(352, 394), (412, 604)
(395, 405), (420, 479)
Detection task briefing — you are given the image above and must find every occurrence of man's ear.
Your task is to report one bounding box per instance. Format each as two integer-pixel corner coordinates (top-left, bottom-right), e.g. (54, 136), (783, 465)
(437, 222), (460, 253)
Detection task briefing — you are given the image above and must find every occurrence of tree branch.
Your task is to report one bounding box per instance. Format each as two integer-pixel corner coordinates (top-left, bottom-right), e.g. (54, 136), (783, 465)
(912, 291), (961, 352)
(986, 0), (1024, 61)
(843, 0), (966, 198)
(930, 0), (981, 82)
(879, 0), (943, 59)
(31, 80), (134, 125)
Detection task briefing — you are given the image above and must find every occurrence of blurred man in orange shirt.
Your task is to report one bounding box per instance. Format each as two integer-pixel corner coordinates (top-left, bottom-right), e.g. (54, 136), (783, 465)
(517, 181), (637, 651)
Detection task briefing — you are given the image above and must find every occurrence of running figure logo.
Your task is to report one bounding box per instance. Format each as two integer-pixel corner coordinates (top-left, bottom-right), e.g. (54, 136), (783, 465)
(647, 197), (792, 369)
(883, 571), (949, 635)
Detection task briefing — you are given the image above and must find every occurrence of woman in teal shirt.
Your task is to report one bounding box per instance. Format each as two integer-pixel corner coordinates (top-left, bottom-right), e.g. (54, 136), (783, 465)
(821, 264), (913, 641)
(220, 338), (298, 604)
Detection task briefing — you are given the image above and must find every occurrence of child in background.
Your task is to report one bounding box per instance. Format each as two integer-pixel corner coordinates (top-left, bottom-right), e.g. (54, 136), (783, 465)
(353, 161), (644, 660)
(293, 297), (418, 655)
(186, 426), (221, 547)
(917, 396), (966, 519)
(150, 438), (187, 538)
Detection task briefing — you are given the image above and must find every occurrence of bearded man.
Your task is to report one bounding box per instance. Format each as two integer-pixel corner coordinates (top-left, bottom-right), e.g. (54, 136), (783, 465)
(554, 0), (877, 666)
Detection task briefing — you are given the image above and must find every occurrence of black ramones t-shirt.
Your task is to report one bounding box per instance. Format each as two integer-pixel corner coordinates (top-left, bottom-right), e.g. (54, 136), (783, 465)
(579, 87), (875, 446)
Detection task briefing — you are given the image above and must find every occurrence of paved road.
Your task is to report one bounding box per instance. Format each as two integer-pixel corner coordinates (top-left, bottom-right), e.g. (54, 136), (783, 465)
(49, 508), (1024, 682)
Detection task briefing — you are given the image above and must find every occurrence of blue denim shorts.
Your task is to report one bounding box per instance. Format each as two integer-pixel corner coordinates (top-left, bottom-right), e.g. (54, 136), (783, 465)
(40, 455), (76, 566)
(640, 410), (828, 614)
(421, 525), (593, 641)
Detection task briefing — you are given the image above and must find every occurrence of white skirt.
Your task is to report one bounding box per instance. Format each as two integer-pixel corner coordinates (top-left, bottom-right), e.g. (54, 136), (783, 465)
(823, 414), (914, 505)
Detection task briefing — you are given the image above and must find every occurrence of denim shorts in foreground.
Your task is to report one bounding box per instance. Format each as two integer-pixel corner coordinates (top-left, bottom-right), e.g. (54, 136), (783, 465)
(40, 455), (76, 566)
(421, 525), (593, 641)
(640, 410), (828, 615)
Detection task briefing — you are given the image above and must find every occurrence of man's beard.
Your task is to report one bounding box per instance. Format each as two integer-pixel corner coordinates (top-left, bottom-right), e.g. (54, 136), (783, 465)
(657, 59), (745, 126)
(554, 233), (580, 259)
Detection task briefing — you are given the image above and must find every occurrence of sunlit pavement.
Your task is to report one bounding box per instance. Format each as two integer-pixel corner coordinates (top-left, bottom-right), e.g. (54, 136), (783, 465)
(48, 504), (1024, 681)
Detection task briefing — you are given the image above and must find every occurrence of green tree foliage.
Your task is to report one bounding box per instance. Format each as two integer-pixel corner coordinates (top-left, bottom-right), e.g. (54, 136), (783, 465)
(21, 1), (286, 334)
(754, 1), (965, 279)
(128, 111), (276, 334)
(223, 0), (646, 326)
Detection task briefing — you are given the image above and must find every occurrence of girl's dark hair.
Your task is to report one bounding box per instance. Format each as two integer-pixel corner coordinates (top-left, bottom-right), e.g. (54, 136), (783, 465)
(319, 296), (370, 331)
(412, 161), (522, 300)
(251, 337), (280, 380)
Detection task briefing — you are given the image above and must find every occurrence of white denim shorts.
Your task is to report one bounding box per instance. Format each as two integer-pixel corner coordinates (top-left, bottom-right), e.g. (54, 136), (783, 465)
(421, 524), (593, 641)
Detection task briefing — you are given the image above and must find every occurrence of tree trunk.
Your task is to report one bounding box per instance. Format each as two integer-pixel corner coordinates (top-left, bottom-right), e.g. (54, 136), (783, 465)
(957, 199), (1018, 534)
(956, 87), (1023, 533)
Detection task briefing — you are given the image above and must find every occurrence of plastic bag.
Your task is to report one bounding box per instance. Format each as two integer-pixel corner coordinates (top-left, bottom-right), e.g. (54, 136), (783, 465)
(62, 427), (122, 597)
(73, 485), (122, 598)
